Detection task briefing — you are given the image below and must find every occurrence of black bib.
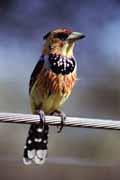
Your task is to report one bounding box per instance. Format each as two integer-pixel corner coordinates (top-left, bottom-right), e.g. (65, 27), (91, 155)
(48, 54), (75, 75)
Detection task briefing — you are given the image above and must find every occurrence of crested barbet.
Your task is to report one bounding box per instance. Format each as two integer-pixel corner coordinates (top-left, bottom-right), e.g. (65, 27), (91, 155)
(23, 28), (85, 165)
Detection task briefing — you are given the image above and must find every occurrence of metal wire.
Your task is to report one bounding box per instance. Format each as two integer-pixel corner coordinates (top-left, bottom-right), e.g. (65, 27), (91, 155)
(0, 112), (120, 130)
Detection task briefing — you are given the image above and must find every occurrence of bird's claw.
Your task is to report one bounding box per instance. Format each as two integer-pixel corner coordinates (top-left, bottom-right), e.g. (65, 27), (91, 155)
(50, 110), (66, 133)
(36, 110), (45, 129)
(57, 112), (66, 133)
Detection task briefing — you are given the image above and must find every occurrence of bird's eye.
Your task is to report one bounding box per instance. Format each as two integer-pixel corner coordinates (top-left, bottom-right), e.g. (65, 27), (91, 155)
(55, 33), (68, 41)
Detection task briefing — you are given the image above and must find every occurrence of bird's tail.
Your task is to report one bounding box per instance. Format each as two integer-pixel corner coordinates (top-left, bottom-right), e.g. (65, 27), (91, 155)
(23, 123), (49, 165)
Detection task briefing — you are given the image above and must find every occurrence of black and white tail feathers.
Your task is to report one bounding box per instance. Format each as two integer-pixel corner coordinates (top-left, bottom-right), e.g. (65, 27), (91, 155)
(23, 122), (49, 165)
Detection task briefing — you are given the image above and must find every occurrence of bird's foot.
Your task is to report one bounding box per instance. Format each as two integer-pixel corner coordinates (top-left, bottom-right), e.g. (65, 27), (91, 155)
(50, 110), (66, 133)
(36, 109), (45, 129)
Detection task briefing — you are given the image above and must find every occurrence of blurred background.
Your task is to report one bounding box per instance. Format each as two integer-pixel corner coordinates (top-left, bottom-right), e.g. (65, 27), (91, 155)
(0, 0), (120, 179)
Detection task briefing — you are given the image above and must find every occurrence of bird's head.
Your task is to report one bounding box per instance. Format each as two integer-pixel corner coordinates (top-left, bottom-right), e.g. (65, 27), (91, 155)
(42, 28), (85, 58)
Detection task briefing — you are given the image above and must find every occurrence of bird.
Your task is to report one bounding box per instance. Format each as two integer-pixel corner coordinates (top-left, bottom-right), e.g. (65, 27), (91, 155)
(23, 28), (85, 165)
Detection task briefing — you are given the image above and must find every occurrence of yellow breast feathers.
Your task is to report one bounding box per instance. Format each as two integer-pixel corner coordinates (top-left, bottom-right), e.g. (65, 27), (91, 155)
(30, 68), (76, 114)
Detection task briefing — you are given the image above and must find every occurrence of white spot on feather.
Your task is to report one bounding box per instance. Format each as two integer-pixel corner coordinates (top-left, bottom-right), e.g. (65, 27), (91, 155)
(33, 150), (47, 165)
(43, 140), (47, 144)
(28, 150), (35, 159)
(34, 138), (42, 142)
(28, 140), (32, 144)
(23, 158), (32, 165)
(37, 128), (43, 133)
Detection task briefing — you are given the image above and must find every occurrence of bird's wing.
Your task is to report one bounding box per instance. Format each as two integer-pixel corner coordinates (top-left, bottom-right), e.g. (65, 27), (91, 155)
(29, 57), (44, 94)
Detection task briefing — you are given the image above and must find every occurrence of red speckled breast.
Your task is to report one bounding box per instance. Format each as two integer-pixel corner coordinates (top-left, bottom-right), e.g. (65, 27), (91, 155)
(36, 68), (76, 96)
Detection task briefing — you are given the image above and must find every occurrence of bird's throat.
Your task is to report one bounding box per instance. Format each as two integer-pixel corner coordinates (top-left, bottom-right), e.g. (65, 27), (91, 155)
(48, 54), (76, 75)
(62, 41), (74, 57)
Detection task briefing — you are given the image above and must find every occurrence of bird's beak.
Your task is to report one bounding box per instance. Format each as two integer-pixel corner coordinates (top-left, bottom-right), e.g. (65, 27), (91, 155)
(67, 32), (85, 41)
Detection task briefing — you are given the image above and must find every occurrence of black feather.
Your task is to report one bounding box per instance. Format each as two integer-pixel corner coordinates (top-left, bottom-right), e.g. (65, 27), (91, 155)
(29, 55), (44, 94)
(43, 31), (51, 40)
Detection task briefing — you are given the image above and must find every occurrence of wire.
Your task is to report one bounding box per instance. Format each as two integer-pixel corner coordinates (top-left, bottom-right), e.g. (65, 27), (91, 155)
(0, 112), (120, 130)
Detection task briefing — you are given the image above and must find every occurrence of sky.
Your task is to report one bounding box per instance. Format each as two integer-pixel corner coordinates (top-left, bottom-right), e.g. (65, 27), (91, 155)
(0, 0), (120, 83)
